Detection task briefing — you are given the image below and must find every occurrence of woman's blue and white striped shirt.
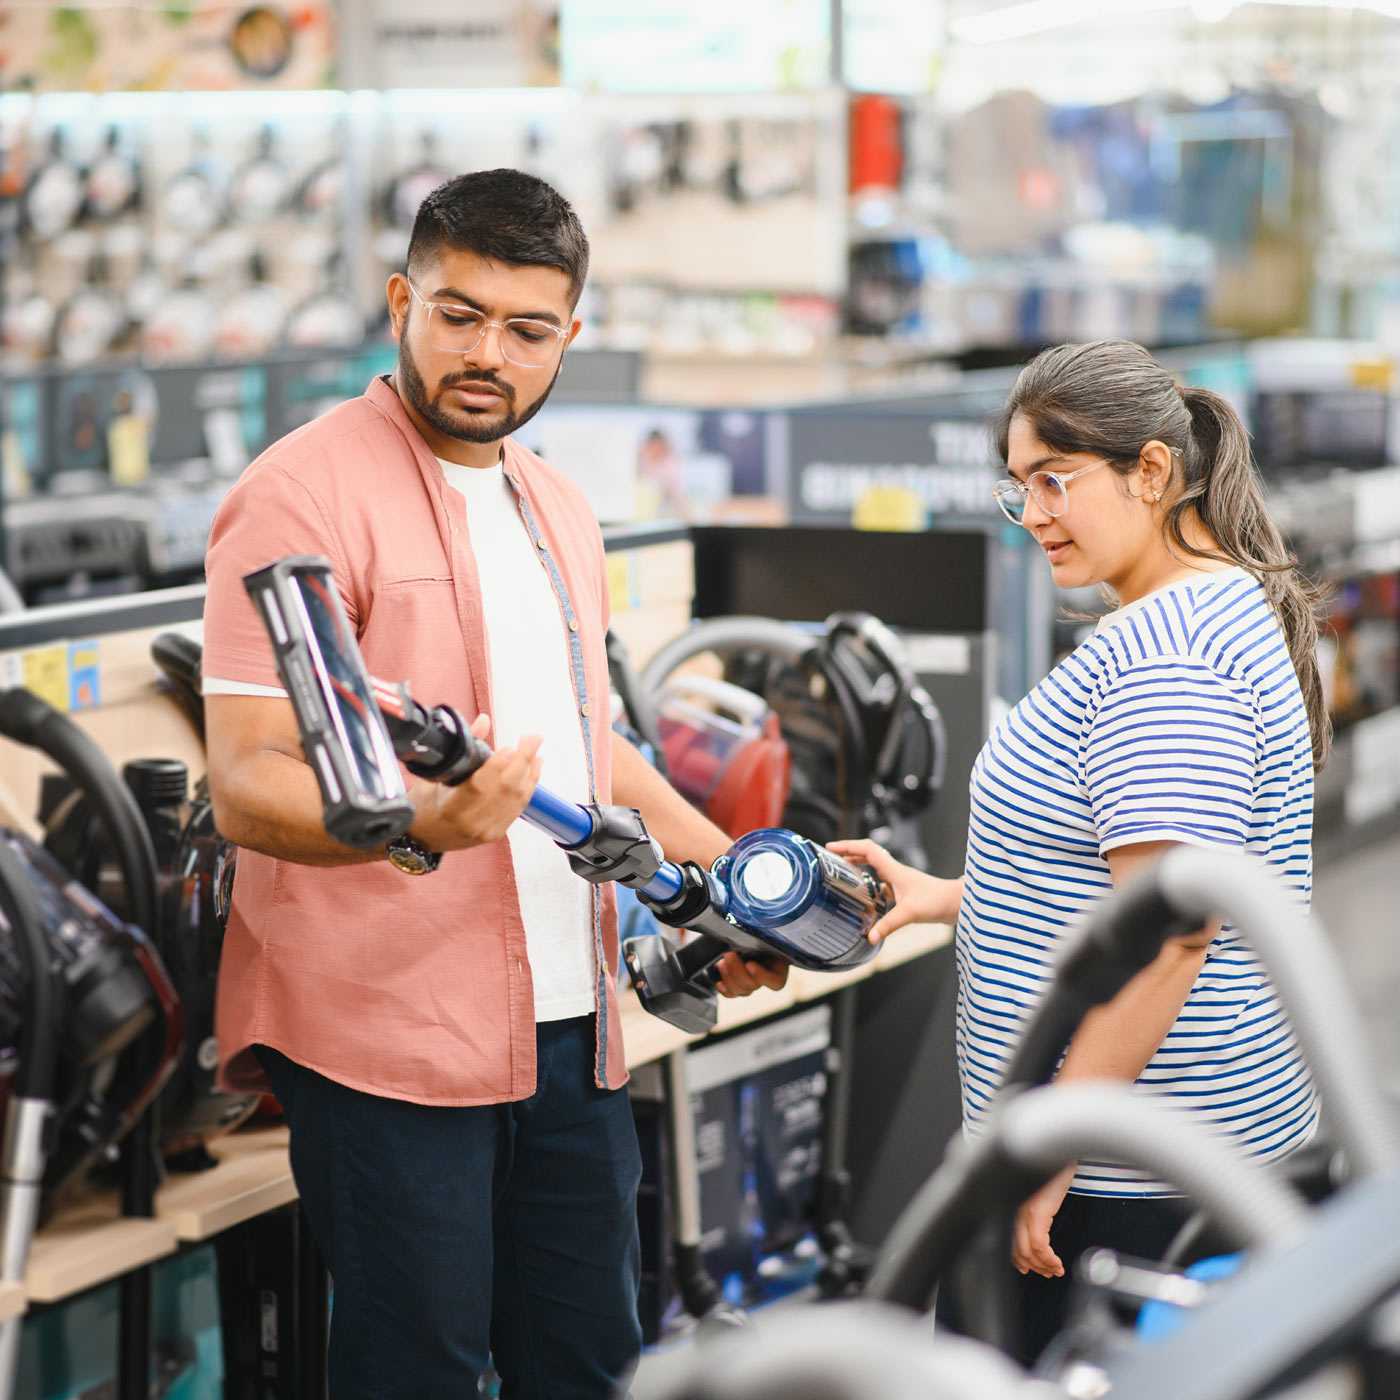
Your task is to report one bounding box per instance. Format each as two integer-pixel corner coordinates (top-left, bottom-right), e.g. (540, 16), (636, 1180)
(956, 566), (1319, 1197)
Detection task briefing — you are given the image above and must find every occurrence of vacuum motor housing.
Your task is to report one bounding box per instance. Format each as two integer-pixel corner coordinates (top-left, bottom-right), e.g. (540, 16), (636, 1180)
(0, 831), (157, 1068)
(714, 829), (890, 972)
(0, 828), (178, 1197)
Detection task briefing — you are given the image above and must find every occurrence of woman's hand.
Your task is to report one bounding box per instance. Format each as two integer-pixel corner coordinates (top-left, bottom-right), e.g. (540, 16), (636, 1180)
(826, 839), (963, 944)
(1012, 1164), (1076, 1278)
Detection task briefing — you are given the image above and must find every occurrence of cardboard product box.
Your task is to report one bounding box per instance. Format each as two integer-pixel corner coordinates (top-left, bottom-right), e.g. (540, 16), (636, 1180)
(687, 1004), (831, 1307)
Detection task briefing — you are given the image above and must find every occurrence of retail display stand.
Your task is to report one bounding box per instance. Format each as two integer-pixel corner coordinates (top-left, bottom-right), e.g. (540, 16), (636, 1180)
(8, 927), (950, 1392)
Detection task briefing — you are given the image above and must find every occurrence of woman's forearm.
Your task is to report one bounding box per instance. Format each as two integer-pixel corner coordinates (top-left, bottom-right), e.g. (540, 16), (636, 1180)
(1056, 940), (1209, 1084)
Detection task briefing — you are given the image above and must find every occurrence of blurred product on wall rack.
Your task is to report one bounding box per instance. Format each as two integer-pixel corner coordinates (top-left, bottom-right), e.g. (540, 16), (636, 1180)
(282, 250), (363, 350)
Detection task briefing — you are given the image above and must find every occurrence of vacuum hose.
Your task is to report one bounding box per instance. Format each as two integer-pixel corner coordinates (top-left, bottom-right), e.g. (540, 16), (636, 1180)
(0, 689), (160, 942)
(150, 632), (205, 743)
(1001, 847), (1400, 1179)
(637, 1302), (1030, 1400)
(866, 1083), (1309, 1313)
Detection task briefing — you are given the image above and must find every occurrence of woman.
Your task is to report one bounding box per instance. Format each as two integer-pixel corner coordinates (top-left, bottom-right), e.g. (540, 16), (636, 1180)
(833, 339), (1329, 1363)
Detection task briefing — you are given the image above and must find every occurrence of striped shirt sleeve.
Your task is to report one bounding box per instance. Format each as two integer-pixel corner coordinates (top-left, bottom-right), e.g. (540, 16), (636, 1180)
(1081, 655), (1259, 857)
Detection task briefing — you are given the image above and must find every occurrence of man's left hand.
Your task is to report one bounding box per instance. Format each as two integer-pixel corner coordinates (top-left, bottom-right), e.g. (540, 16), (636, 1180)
(713, 951), (789, 998)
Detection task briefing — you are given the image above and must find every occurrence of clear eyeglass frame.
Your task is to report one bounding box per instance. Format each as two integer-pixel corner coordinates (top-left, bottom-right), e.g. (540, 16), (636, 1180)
(991, 458), (1113, 526)
(405, 278), (568, 368)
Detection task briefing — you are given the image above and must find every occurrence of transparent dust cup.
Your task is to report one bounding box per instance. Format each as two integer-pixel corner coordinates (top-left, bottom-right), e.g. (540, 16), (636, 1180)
(655, 675), (795, 838)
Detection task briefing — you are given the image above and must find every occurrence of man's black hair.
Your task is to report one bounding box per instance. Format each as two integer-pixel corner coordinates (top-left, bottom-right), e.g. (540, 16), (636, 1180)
(406, 168), (589, 306)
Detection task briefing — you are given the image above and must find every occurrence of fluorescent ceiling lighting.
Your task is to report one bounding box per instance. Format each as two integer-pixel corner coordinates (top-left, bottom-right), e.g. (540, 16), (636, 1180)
(954, 0), (1400, 45)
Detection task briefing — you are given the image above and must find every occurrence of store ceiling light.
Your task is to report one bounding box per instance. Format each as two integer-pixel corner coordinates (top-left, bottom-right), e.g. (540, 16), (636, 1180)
(953, 0), (1400, 44)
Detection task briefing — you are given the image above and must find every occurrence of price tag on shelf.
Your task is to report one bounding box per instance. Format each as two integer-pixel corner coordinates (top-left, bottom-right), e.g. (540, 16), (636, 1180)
(108, 413), (151, 487)
(1349, 359), (1395, 391)
(852, 485), (926, 533)
(68, 641), (101, 713)
(23, 647), (70, 713)
(607, 553), (635, 615)
(1, 431), (31, 500)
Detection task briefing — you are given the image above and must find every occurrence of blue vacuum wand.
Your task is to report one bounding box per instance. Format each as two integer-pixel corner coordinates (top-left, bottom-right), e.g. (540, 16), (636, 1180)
(243, 556), (889, 1032)
(374, 677), (889, 1032)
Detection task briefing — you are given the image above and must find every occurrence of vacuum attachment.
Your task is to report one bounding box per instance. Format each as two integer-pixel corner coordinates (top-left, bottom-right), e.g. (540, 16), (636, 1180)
(242, 557), (414, 848)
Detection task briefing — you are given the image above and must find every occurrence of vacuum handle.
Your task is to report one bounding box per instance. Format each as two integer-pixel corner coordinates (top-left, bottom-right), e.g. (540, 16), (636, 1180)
(825, 612), (917, 783)
(373, 687), (491, 787)
(1000, 861), (1200, 1092)
(675, 932), (730, 985)
(660, 675), (771, 728)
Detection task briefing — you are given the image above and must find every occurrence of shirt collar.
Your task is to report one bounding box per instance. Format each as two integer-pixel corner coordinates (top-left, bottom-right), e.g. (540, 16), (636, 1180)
(366, 374), (525, 489)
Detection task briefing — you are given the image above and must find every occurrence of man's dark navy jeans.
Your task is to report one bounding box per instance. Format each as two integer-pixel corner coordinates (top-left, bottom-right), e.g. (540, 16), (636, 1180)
(255, 1015), (642, 1398)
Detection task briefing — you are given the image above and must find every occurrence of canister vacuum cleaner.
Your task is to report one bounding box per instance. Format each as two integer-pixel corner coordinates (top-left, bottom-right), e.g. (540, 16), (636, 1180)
(241, 557), (892, 1030)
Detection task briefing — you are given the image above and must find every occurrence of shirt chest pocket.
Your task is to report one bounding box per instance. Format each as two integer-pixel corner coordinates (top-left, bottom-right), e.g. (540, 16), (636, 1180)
(360, 577), (480, 719)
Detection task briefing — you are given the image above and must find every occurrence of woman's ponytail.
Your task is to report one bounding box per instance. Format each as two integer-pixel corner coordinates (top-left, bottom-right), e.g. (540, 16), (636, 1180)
(996, 341), (1332, 770)
(1176, 386), (1331, 770)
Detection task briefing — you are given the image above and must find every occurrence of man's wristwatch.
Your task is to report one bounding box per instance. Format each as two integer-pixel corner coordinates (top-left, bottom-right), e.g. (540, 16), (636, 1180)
(385, 832), (442, 876)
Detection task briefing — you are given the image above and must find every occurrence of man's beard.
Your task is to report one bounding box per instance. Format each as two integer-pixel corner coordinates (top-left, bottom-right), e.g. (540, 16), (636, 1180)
(397, 330), (561, 445)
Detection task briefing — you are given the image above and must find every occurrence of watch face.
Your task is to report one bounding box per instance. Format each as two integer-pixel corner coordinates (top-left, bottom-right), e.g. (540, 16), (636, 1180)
(388, 838), (437, 875)
(388, 847), (427, 875)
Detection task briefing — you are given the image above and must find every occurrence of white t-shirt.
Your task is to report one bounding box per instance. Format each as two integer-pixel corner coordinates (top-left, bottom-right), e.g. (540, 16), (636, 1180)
(204, 455), (596, 1023)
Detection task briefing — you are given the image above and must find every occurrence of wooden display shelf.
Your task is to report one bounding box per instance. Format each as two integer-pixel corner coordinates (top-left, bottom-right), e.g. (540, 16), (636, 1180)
(26, 1197), (178, 1304)
(13, 926), (951, 1308)
(620, 922), (951, 1069)
(156, 1127), (296, 1243)
(788, 923), (952, 1003)
(620, 979), (800, 1069)
(621, 997), (695, 1068)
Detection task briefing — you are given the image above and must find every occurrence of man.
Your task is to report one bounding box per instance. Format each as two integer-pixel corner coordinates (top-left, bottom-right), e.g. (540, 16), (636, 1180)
(202, 168), (786, 1399)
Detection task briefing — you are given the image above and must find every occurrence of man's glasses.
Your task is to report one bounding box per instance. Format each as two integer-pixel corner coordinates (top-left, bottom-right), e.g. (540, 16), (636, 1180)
(406, 279), (568, 369)
(992, 458), (1111, 525)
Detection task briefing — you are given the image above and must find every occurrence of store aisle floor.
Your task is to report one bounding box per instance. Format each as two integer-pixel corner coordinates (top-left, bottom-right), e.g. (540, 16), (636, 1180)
(1313, 833), (1400, 1096)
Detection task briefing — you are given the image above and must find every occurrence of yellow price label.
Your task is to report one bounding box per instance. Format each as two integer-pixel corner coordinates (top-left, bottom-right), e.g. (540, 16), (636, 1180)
(108, 413), (151, 487)
(1, 431), (31, 500)
(853, 486), (927, 533)
(1349, 359), (1395, 391)
(606, 554), (634, 615)
(23, 646), (70, 712)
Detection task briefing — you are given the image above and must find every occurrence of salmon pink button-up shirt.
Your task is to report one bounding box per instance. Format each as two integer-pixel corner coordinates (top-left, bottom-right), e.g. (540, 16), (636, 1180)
(202, 376), (625, 1104)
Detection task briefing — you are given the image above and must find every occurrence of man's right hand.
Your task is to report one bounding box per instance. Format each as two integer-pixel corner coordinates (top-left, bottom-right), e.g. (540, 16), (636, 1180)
(409, 714), (543, 852)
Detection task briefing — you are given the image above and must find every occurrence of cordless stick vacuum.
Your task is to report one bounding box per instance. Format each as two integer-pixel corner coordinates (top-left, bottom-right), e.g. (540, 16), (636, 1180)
(242, 558), (892, 1033)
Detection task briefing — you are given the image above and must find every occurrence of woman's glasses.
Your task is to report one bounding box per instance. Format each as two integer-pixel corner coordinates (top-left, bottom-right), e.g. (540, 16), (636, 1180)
(992, 458), (1111, 525)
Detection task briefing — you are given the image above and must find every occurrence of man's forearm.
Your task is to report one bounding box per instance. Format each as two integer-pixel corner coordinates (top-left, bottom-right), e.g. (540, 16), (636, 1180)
(610, 734), (730, 869)
(211, 751), (390, 867)
(1057, 941), (1210, 1084)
